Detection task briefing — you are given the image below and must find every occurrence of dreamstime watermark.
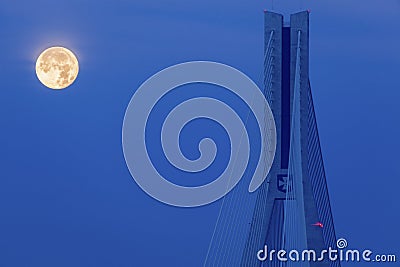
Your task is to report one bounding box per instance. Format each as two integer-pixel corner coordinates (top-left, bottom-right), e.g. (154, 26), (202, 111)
(257, 238), (397, 263)
(122, 61), (277, 207)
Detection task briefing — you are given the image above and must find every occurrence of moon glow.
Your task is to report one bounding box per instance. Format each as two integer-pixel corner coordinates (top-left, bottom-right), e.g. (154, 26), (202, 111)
(35, 46), (79, 89)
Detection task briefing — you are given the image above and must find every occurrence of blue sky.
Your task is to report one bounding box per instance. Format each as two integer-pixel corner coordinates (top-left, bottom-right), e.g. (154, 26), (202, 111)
(0, 0), (399, 266)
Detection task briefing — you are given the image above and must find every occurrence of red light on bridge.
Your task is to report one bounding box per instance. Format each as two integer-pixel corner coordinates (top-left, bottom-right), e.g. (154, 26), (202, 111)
(312, 222), (324, 228)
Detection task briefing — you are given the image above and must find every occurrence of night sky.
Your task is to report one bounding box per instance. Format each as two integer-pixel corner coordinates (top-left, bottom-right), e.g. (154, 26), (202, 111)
(0, 1), (399, 266)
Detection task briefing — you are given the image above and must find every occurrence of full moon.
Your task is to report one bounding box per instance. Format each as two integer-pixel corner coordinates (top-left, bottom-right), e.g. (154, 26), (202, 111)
(35, 46), (79, 89)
